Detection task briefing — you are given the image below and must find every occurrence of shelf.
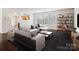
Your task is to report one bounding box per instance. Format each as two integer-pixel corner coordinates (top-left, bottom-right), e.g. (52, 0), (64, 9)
(57, 13), (74, 31)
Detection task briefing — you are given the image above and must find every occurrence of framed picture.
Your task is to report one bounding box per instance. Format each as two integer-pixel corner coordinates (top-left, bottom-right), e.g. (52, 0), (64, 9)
(21, 16), (30, 20)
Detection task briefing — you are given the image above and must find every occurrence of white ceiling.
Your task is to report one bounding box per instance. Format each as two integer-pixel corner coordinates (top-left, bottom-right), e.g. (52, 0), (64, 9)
(3, 8), (63, 13)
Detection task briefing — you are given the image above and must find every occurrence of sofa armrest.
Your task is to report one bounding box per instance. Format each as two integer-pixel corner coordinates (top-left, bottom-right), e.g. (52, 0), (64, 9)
(32, 33), (45, 51)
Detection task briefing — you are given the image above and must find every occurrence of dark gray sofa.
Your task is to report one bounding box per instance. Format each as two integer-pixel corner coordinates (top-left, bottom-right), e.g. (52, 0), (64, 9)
(13, 30), (45, 51)
(14, 33), (36, 51)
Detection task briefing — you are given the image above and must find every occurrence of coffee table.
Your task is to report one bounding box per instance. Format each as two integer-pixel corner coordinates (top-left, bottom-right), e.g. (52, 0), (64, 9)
(40, 31), (53, 40)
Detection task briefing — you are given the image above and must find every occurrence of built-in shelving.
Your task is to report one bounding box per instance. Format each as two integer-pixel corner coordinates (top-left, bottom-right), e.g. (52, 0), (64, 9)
(57, 13), (74, 31)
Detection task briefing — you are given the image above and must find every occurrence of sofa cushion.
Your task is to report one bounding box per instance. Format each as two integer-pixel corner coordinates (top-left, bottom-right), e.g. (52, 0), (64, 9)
(28, 29), (39, 37)
(15, 30), (31, 38)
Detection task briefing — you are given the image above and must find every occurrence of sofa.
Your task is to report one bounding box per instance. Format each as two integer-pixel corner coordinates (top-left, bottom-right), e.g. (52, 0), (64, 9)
(13, 30), (45, 51)
(20, 26), (40, 37)
(32, 33), (45, 51)
(27, 29), (39, 37)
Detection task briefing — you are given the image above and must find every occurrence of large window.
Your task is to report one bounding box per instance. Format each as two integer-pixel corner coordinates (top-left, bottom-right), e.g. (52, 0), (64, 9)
(33, 11), (56, 26)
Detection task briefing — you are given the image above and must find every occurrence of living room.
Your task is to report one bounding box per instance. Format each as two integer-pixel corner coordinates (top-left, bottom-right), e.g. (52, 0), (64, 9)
(0, 8), (79, 51)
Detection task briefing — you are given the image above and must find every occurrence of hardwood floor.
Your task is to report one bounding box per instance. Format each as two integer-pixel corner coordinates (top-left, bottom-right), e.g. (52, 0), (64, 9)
(0, 30), (79, 51)
(0, 40), (17, 51)
(0, 33), (17, 51)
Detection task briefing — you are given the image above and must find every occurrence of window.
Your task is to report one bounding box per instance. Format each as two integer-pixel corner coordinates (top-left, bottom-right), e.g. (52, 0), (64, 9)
(33, 11), (56, 26)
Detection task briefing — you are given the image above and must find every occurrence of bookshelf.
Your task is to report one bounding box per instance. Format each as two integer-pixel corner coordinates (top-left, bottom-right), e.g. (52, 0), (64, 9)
(57, 13), (74, 31)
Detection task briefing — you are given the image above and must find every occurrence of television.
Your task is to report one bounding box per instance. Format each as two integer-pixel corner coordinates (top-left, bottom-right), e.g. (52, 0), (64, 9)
(77, 14), (79, 27)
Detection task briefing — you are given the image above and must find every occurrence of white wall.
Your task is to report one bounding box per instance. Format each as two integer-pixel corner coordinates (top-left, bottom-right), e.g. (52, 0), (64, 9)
(33, 8), (74, 29)
(74, 8), (79, 33)
(1, 8), (74, 33)
(1, 9), (32, 32)
(1, 8), (35, 32)
(0, 8), (2, 32)
(18, 12), (34, 28)
(18, 8), (61, 29)
(2, 9), (12, 33)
